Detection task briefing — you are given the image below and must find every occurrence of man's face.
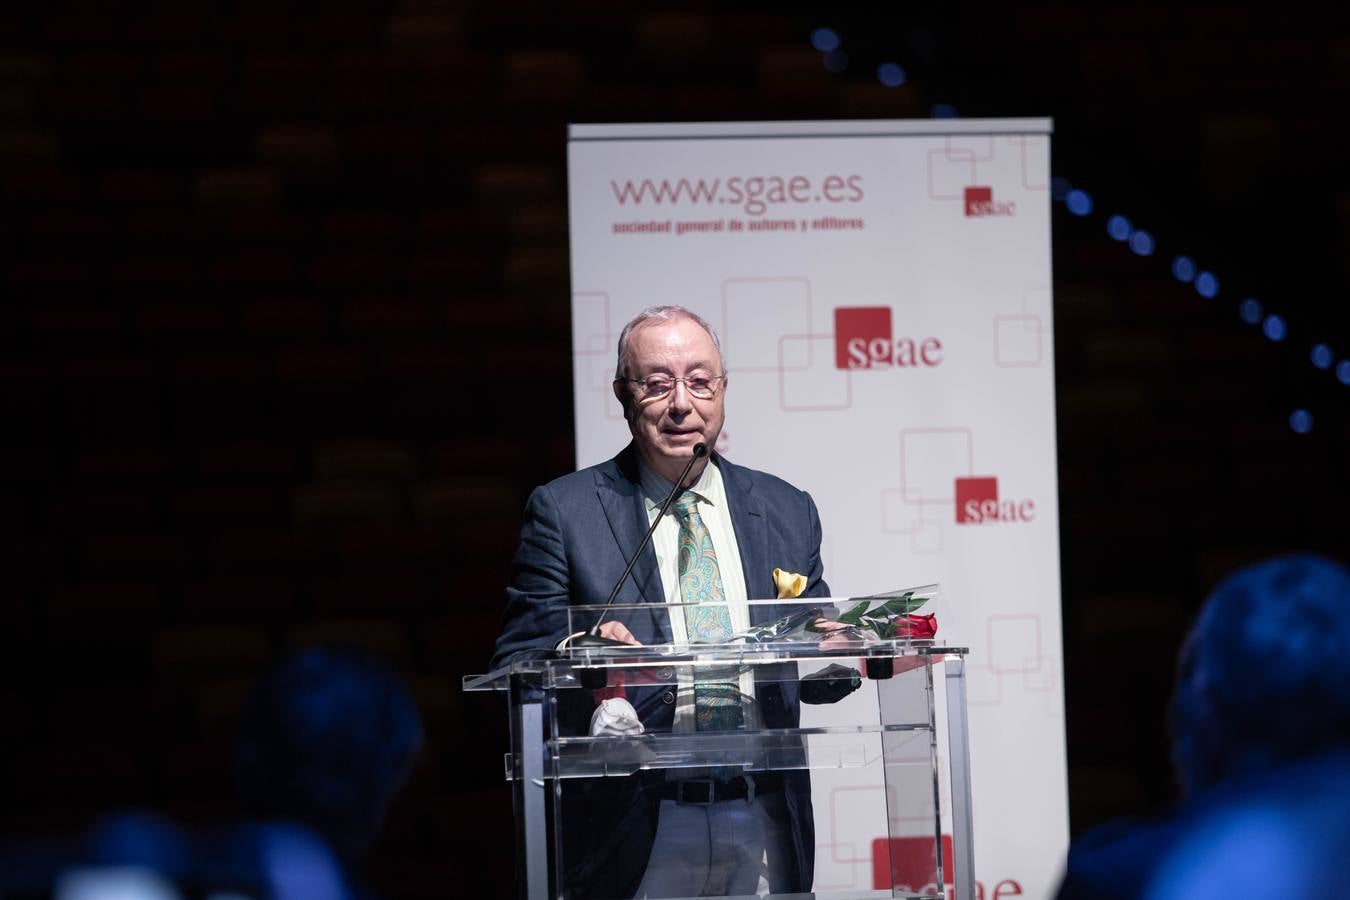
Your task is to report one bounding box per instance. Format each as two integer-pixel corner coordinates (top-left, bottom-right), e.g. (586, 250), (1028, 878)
(615, 316), (726, 484)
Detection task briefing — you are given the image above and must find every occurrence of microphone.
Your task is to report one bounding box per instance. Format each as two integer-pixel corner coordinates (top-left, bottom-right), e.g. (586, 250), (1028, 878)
(571, 442), (708, 649)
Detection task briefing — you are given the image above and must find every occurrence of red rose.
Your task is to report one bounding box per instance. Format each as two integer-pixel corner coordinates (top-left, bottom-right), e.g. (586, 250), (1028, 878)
(898, 613), (937, 639)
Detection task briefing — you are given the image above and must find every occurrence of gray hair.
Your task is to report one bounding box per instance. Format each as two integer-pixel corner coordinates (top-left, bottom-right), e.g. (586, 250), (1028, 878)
(613, 305), (725, 381)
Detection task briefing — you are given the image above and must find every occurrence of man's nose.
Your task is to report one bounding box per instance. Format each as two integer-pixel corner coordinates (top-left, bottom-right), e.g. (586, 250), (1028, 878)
(667, 379), (694, 413)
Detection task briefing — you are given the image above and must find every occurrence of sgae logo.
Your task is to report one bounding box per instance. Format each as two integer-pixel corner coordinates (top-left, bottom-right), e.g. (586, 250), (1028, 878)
(955, 476), (1035, 524)
(872, 835), (1024, 899)
(834, 306), (943, 370)
(964, 186), (1016, 218)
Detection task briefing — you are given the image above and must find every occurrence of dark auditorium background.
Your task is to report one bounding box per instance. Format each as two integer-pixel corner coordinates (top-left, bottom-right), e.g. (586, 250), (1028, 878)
(3, 2), (1347, 895)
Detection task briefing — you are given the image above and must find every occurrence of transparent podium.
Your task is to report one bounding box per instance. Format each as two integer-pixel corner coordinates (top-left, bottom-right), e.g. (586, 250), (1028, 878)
(464, 589), (973, 900)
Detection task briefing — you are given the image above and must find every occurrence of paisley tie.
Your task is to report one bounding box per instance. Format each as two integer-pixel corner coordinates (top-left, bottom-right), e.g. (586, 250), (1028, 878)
(673, 494), (743, 731)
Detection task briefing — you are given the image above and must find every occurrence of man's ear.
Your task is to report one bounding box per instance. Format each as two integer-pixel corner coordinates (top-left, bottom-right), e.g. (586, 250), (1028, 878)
(612, 379), (632, 421)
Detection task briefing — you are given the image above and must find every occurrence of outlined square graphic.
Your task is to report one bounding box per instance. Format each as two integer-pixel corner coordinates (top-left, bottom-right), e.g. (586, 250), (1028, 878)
(881, 489), (945, 554)
(926, 146), (976, 200)
(947, 135), (994, 162)
(571, 291), (610, 357)
(779, 335), (852, 411)
(995, 314), (1043, 366)
(955, 476), (998, 523)
(964, 186), (992, 216)
(583, 332), (613, 390)
(815, 782), (891, 891)
(722, 278), (811, 371)
(988, 614), (1042, 675)
(834, 306), (892, 369)
(900, 429), (972, 505)
(882, 488), (923, 534)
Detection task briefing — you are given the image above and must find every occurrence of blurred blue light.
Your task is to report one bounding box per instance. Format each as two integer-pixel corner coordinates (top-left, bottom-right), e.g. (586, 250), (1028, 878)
(811, 28), (841, 52)
(1171, 256), (1196, 283)
(1195, 271), (1219, 298)
(931, 103), (960, 119)
(1129, 230), (1155, 256)
(877, 63), (907, 87)
(1239, 298), (1263, 324)
(1263, 314), (1287, 341)
(1050, 177), (1072, 202)
(1337, 360), (1350, 385)
(823, 50), (848, 73)
(1289, 409), (1313, 434)
(1065, 190), (1092, 216)
(1106, 215), (1131, 241)
(1311, 343), (1334, 370)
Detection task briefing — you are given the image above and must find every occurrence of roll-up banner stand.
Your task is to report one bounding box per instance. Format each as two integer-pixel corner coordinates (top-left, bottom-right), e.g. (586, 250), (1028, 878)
(567, 118), (1065, 899)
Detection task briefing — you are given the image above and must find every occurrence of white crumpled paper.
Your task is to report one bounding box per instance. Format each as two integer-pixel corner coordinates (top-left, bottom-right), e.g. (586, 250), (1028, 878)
(589, 697), (645, 737)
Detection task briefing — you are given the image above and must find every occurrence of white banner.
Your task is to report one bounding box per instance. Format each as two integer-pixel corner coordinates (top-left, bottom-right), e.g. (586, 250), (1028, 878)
(568, 118), (1066, 899)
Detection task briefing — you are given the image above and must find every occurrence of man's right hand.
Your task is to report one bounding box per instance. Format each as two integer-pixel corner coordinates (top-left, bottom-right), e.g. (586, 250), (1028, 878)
(597, 621), (641, 645)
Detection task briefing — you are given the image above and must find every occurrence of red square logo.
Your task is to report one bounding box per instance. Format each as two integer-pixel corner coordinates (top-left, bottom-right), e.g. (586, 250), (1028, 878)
(955, 476), (998, 523)
(872, 834), (953, 891)
(834, 306), (892, 369)
(964, 186), (992, 217)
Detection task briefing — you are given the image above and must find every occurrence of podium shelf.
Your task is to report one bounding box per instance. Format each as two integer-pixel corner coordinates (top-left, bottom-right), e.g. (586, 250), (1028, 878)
(515, 724), (937, 779)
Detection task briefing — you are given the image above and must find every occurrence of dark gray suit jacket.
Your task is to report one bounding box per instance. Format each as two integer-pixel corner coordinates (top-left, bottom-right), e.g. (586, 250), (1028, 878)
(493, 443), (830, 896)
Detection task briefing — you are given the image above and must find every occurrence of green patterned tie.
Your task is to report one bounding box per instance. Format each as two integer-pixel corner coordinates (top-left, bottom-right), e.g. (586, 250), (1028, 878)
(673, 494), (743, 731)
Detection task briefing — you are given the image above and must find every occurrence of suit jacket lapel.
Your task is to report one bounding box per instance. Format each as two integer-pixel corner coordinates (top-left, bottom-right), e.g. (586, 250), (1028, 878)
(719, 456), (775, 623)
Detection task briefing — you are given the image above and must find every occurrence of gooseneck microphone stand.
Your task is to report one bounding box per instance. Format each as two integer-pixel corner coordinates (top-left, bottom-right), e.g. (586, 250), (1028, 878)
(569, 442), (708, 651)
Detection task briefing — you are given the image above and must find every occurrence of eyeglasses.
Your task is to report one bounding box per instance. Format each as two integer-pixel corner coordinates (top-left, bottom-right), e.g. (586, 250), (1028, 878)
(622, 372), (726, 401)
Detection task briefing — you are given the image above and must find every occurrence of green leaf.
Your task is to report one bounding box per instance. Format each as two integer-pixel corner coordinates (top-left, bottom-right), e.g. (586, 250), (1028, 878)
(837, 601), (871, 626)
(861, 615), (896, 638)
(871, 592), (927, 618)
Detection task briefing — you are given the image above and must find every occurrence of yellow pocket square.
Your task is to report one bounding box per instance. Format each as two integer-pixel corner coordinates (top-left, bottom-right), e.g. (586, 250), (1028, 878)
(772, 568), (807, 600)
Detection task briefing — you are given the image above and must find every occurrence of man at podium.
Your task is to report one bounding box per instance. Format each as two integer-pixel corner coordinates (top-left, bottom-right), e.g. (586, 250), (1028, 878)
(493, 305), (831, 898)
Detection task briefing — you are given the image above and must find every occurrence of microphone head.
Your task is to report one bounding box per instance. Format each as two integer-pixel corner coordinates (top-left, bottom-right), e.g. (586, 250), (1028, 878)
(693, 442), (708, 458)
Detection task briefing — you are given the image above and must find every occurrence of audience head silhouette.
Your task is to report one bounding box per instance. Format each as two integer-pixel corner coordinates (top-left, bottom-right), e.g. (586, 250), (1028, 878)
(1145, 750), (1350, 900)
(234, 645), (423, 866)
(1169, 553), (1350, 797)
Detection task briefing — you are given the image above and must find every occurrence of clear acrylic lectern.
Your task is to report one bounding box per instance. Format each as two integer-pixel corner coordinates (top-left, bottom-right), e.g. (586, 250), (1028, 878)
(464, 588), (973, 900)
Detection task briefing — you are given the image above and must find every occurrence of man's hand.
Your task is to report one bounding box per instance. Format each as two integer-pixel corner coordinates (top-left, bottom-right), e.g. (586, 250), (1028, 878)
(597, 621), (641, 645)
(814, 619), (860, 650)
